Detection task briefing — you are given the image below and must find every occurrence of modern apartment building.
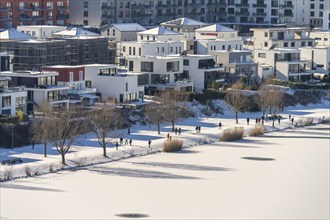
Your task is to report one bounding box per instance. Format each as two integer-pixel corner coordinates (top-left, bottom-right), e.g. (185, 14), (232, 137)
(0, 0), (69, 29)
(68, 0), (329, 27)
(323, 10), (330, 30)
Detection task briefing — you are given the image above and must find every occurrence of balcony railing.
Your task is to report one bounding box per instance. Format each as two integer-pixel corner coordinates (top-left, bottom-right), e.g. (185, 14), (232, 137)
(31, 6), (44, 10)
(281, 12), (293, 17)
(0, 6), (11, 11)
(19, 7), (32, 11)
(56, 14), (69, 19)
(252, 3), (267, 8)
(67, 88), (97, 94)
(235, 11), (249, 16)
(57, 6), (68, 10)
(19, 15), (32, 20)
(235, 3), (249, 7)
(280, 4), (294, 9)
(253, 12), (267, 16)
(0, 16), (13, 20)
(0, 86), (25, 93)
(101, 5), (115, 9)
(32, 16), (45, 20)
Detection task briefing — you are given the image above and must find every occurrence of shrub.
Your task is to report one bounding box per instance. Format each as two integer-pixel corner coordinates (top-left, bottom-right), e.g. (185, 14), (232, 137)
(249, 126), (265, 136)
(3, 166), (14, 181)
(303, 118), (314, 126)
(163, 139), (183, 152)
(49, 164), (54, 173)
(220, 127), (244, 142)
(25, 166), (32, 177)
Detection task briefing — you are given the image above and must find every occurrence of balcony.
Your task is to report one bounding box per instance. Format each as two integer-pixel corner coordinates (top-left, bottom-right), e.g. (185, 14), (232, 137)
(253, 12), (266, 16)
(281, 12), (293, 17)
(235, 3), (249, 7)
(253, 3), (267, 8)
(56, 14), (69, 19)
(19, 7), (32, 11)
(19, 15), (32, 20)
(235, 11), (249, 16)
(101, 5), (115, 9)
(280, 4), (294, 9)
(57, 6), (68, 10)
(31, 6), (44, 10)
(0, 16), (13, 20)
(32, 16), (45, 20)
(67, 88), (97, 95)
(0, 86), (25, 94)
(0, 6), (11, 11)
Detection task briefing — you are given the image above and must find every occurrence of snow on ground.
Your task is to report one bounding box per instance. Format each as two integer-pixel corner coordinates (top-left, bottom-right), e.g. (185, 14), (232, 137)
(0, 123), (329, 219)
(0, 100), (329, 180)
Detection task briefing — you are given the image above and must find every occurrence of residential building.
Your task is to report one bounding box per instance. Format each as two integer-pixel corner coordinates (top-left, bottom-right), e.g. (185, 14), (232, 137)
(127, 55), (193, 93)
(52, 27), (100, 38)
(84, 64), (144, 103)
(0, 76), (27, 115)
(41, 65), (99, 105)
(195, 24), (244, 54)
(254, 48), (312, 82)
(0, 0), (69, 29)
(308, 0), (330, 28)
(0, 29), (35, 40)
(17, 25), (66, 38)
(0, 70), (69, 113)
(323, 10), (330, 30)
(209, 50), (258, 84)
(177, 54), (225, 91)
(300, 47), (330, 80)
(250, 27), (315, 50)
(100, 23), (146, 41)
(0, 52), (11, 72)
(309, 30), (330, 47)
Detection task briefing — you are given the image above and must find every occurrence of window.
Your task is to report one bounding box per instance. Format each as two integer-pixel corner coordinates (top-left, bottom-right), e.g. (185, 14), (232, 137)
(47, 2), (53, 9)
(319, 11), (323, 17)
(156, 47), (159, 53)
(170, 47), (173, 53)
(284, 42), (288, 47)
(258, 53), (266, 58)
(84, 1), (88, 8)
(161, 47), (165, 53)
(301, 41), (306, 47)
(141, 62), (154, 72)
(79, 71), (83, 80)
(264, 42), (268, 47)
(139, 47), (141, 56)
(310, 3), (314, 9)
(83, 20), (88, 25)
(291, 42), (295, 47)
(84, 11), (88, 17)
(133, 47), (136, 55)
(129, 47), (131, 55)
(129, 61), (134, 71)
(264, 32), (268, 37)
(308, 41), (313, 46)
(166, 61), (179, 72)
(70, 72), (73, 81)
(310, 11), (314, 17)
(113, 29), (115, 36)
(140, 35), (143, 40)
(2, 96), (11, 108)
(222, 45), (225, 50)
(320, 4), (323, 9)
(123, 46), (126, 52)
(183, 59), (189, 66)
(125, 82), (128, 92)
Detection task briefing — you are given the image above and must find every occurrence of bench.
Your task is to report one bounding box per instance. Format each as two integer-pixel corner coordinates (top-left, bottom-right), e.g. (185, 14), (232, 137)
(1, 158), (23, 165)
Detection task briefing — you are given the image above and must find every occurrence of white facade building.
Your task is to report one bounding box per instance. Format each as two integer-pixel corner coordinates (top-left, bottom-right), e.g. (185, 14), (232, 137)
(0, 76), (27, 115)
(100, 23), (146, 41)
(17, 25), (66, 39)
(84, 64), (144, 102)
(323, 10), (330, 30)
(300, 47), (330, 80)
(309, 30), (330, 47)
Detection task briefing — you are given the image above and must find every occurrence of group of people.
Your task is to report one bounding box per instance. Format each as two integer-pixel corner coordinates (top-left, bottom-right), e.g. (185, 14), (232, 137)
(174, 127), (182, 135)
(195, 126), (202, 133)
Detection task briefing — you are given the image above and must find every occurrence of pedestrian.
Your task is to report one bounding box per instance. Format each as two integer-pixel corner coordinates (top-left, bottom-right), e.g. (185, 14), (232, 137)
(199, 126), (201, 133)
(125, 138), (128, 145)
(289, 114), (291, 121)
(219, 122), (222, 130)
(148, 140), (151, 148)
(247, 118), (250, 125)
(120, 137), (123, 145)
(116, 142), (119, 150)
(167, 133), (170, 141)
(195, 126), (198, 133)
(178, 127), (181, 135)
(32, 141), (35, 150)
(169, 136), (172, 141)
(291, 117), (294, 125)
(175, 127), (178, 135)
(278, 117), (281, 125)
(262, 119), (264, 125)
(255, 118), (258, 124)
(127, 127), (130, 135)
(266, 115), (268, 122)
(129, 139), (132, 146)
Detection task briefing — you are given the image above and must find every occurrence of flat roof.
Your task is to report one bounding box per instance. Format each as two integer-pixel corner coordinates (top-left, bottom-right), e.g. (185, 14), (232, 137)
(0, 70), (58, 77)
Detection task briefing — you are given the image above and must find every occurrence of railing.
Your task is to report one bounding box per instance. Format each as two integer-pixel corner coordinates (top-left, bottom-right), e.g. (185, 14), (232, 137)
(19, 7), (32, 11)
(235, 11), (249, 16)
(0, 16), (13, 20)
(56, 14), (69, 19)
(0, 6), (11, 11)
(19, 15), (32, 20)
(280, 4), (293, 8)
(0, 86), (25, 93)
(235, 3), (249, 7)
(57, 6), (68, 10)
(252, 3), (267, 8)
(67, 88), (97, 94)
(253, 12), (266, 16)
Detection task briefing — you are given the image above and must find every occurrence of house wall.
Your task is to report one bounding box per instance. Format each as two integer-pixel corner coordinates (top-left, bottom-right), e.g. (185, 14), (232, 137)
(17, 26), (66, 38)
(0, 91), (27, 115)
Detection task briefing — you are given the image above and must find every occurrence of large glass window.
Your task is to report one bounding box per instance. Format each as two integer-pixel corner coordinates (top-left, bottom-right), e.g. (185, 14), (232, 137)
(166, 61), (179, 72)
(198, 59), (215, 69)
(141, 62), (154, 72)
(151, 74), (170, 84)
(2, 96), (11, 108)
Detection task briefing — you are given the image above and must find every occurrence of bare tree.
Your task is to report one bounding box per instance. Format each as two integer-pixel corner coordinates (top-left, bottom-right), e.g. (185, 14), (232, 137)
(258, 84), (271, 116)
(157, 90), (188, 131)
(47, 108), (82, 164)
(145, 102), (166, 134)
(225, 91), (249, 124)
(87, 105), (124, 157)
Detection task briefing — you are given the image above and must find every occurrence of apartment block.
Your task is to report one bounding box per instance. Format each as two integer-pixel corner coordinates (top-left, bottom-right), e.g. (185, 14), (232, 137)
(0, 0), (69, 29)
(323, 10), (330, 30)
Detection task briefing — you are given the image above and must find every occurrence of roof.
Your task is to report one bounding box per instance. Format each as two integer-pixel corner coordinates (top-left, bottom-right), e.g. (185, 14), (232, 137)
(111, 23), (146, 32)
(161, 17), (207, 26)
(0, 29), (35, 40)
(196, 24), (236, 32)
(139, 26), (180, 35)
(53, 28), (99, 37)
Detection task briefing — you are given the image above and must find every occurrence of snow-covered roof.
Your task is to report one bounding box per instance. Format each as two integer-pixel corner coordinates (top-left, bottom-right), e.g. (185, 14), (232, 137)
(161, 17), (207, 26)
(0, 29), (35, 40)
(196, 24), (236, 32)
(139, 26), (180, 35)
(111, 23), (146, 32)
(53, 28), (99, 37)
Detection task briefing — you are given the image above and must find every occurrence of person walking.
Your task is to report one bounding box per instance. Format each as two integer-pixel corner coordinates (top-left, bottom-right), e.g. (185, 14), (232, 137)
(247, 118), (250, 125)
(167, 133), (170, 141)
(120, 137), (123, 145)
(124, 138), (128, 145)
(278, 117), (281, 125)
(116, 142), (119, 150)
(169, 136), (172, 141)
(127, 127), (130, 135)
(291, 117), (294, 125)
(199, 126), (201, 133)
(289, 114), (291, 121)
(219, 122), (222, 130)
(148, 140), (151, 148)
(178, 127), (181, 135)
(195, 126), (198, 133)
(175, 127), (178, 135)
(129, 139), (132, 146)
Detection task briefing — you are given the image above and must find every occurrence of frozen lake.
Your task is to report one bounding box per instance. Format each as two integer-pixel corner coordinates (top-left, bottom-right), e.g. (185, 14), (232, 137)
(1, 123), (329, 219)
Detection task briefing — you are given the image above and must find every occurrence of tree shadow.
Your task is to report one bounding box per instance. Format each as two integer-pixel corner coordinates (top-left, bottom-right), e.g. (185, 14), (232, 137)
(241, 157), (275, 161)
(261, 135), (329, 140)
(0, 183), (64, 192)
(132, 161), (234, 172)
(86, 166), (200, 180)
(172, 149), (200, 154)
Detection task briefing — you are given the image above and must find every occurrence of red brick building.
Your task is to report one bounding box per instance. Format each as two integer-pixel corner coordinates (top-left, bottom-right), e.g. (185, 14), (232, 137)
(0, 0), (69, 29)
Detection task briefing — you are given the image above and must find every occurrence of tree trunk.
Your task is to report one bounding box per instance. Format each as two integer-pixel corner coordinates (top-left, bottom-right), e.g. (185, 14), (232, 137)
(44, 142), (47, 157)
(61, 153), (66, 165)
(157, 123), (160, 134)
(235, 111), (238, 124)
(102, 144), (107, 157)
(171, 121), (175, 131)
